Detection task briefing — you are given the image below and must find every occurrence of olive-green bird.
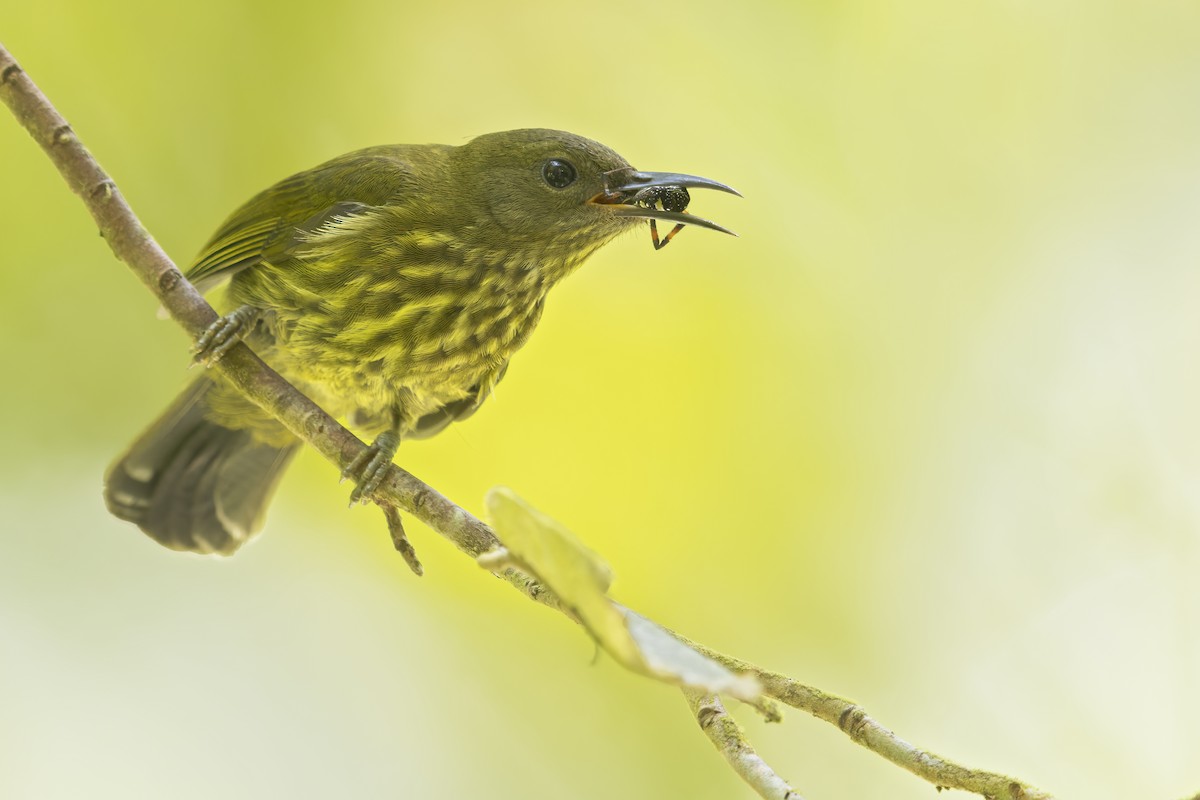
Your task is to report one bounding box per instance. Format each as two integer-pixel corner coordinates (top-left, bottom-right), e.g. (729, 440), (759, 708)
(104, 128), (737, 555)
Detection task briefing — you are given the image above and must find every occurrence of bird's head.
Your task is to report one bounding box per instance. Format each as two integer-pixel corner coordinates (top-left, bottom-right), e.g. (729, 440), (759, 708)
(450, 128), (738, 263)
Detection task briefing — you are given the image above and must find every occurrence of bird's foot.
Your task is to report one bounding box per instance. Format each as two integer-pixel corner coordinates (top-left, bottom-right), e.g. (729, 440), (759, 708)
(381, 504), (423, 576)
(342, 430), (401, 506)
(192, 305), (259, 367)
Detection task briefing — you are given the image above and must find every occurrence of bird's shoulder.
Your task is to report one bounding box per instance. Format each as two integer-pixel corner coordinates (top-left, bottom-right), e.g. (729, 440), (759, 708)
(186, 144), (448, 291)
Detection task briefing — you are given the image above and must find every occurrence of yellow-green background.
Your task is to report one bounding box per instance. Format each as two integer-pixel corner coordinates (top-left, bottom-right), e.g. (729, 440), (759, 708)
(3, 2), (1199, 798)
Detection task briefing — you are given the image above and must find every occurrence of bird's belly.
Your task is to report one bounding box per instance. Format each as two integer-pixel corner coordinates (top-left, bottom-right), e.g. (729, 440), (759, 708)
(269, 289), (544, 434)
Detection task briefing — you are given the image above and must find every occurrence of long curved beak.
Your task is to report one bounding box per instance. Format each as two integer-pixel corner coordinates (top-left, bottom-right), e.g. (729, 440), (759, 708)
(591, 169), (741, 237)
(606, 170), (742, 198)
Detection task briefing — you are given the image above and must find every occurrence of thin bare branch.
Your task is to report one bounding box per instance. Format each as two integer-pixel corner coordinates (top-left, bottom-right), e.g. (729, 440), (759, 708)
(0, 41), (1057, 800)
(675, 633), (1055, 800)
(684, 690), (803, 800)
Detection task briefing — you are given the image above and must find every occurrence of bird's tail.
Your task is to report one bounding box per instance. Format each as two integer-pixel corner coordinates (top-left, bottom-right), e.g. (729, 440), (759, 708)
(104, 378), (299, 555)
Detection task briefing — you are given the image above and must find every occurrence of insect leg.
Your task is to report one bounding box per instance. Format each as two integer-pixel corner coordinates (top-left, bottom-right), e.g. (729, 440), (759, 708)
(653, 222), (686, 250)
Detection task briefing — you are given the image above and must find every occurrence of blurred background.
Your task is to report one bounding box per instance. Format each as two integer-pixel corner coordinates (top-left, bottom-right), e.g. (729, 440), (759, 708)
(3, 1), (1200, 798)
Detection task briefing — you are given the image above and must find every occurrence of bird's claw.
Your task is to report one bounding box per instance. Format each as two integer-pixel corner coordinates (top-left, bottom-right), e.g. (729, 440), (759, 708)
(343, 430), (401, 506)
(193, 305), (259, 367)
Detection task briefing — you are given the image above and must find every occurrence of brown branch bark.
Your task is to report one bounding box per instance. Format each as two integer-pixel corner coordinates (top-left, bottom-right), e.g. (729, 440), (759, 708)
(0, 41), (1057, 800)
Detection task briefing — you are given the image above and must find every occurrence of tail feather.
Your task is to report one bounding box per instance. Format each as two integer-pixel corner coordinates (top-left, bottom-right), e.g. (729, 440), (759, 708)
(104, 379), (298, 555)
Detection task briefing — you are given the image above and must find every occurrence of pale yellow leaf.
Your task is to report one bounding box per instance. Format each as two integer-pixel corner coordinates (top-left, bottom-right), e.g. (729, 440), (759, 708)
(484, 487), (760, 702)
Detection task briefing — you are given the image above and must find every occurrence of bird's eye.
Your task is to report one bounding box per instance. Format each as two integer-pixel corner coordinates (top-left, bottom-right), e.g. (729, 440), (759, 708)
(542, 159), (577, 189)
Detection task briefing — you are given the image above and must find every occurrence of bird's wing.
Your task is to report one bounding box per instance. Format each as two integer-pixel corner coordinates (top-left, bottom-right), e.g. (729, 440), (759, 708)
(188, 202), (371, 293)
(406, 362), (511, 440)
(185, 150), (414, 293)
